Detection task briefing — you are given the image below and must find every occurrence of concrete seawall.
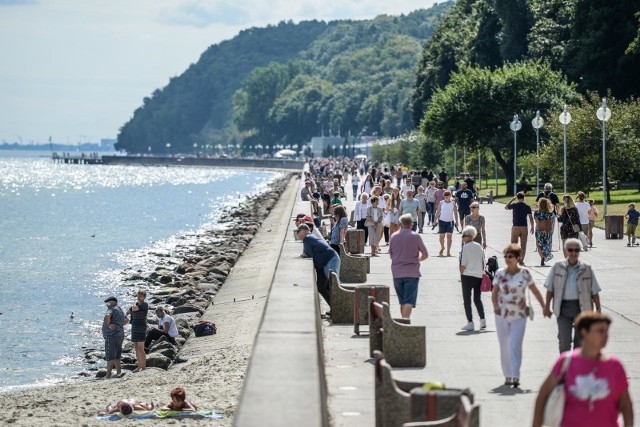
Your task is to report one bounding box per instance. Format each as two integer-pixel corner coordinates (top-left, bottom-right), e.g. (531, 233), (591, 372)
(101, 155), (305, 171)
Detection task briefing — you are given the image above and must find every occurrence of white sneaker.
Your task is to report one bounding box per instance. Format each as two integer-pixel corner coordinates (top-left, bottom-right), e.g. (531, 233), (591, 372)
(461, 322), (474, 331)
(480, 319), (486, 329)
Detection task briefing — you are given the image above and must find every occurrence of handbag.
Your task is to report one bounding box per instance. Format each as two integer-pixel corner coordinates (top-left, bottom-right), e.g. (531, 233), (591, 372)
(578, 231), (589, 249)
(542, 354), (572, 427)
(480, 273), (492, 292)
(567, 210), (581, 233)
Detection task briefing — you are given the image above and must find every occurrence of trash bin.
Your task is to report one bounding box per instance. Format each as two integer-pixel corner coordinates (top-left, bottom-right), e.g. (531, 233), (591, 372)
(605, 215), (624, 239)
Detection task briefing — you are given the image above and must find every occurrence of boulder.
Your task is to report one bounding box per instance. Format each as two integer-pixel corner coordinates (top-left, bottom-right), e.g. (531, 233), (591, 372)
(172, 304), (204, 315)
(146, 353), (172, 370)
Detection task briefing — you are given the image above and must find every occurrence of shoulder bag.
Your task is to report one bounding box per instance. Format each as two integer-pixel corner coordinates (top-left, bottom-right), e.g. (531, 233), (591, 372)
(542, 354), (572, 427)
(567, 209), (581, 233)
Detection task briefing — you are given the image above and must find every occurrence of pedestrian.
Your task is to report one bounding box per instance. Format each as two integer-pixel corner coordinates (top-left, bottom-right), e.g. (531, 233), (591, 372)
(455, 182), (474, 227)
(625, 202), (639, 246)
(389, 214), (428, 319)
(558, 194), (581, 253)
(298, 224), (340, 306)
(401, 177), (413, 199)
(329, 205), (348, 254)
(102, 296), (127, 379)
(459, 226), (486, 331)
(532, 312), (634, 427)
(543, 238), (602, 352)
(353, 193), (369, 245)
(587, 199), (599, 247)
(491, 244), (545, 388)
(463, 201), (486, 249)
(145, 306), (179, 350)
(435, 190), (459, 257)
(536, 183), (561, 247)
(361, 174), (374, 196)
(351, 171), (360, 201)
(127, 290), (148, 372)
(388, 187), (401, 237)
(575, 192), (591, 250)
(382, 193), (391, 246)
(505, 192), (534, 265)
(415, 186), (427, 233)
(438, 168), (448, 187)
(425, 181), (437, 226)
(399, 189), (421, 232)
(365, 196), (385, 257)
(534, 197), (555, 266)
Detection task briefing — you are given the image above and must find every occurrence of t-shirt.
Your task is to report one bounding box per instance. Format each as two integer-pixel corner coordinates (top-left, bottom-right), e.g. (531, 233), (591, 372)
(434, 189), (445, 205)
(102, 305), (125, 338)
(401, 184), (413, 198)
(626, 209), (639, 225)
(438, 200), (455, 222)
(552, 349), (629, 427)
(414, 194), (427, 212)
(507, 202), (532, 226)
(330, 217), (348, 245)
(426, 187), (437, 203)
(400, 199), (419, 221)
(351, 174), (360, 187)
(303, 234), (338, 267)
(460, 241), (484, 278)
(492, 267), (535, 321)
(158, 314), (179, 338)
(575, 201), (590, 224)
(300, 186), (312, 201)
(455, 189), (474, 211)
(464, 178), (475, 191)
(389, 228), (428, 278)
(536, 191), (560, 209)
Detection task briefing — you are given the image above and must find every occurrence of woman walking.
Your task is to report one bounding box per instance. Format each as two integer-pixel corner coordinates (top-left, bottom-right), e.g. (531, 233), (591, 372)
(388, 187), (402, 237)
(382, 193), (391, 246)
(415, 186), (427, 233)
(534, 197), (555, 266)
(492, 243), (545, 388)
(365, 196), (385, 256)
(127, 290), (148, 372)
(435, 191), (459, 256)
(361, 174), (374, 197)
(425, 181), (437, 226)
(532, 312), (634, 427)
(587, 199), (599, 247)
(558, 195), (581, 253)
(329, 205), (348, 254)
(463, 202), (486, 249)
(353, 192), (369, 244)
(459, 226), (486, 331)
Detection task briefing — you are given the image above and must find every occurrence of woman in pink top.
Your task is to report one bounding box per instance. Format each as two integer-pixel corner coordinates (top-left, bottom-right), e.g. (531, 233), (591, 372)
(533, 312), (633, 427)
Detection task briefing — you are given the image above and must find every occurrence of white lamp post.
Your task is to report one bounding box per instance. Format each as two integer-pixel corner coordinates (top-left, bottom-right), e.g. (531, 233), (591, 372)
(597, 98), (612, 216)
(165, 143), (171, 156)
(531, 111), (545, 194)
(558, 105), (572, 194)
(510, 114), (522, 196)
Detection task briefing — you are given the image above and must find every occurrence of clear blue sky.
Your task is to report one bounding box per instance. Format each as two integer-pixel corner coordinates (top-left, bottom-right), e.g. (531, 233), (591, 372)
(0, 0), (440, 145)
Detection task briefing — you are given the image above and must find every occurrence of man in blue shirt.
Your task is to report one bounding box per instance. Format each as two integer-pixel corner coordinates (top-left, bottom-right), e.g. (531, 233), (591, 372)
(102, 296), (127, 379)
(455, 182), (475, 224)
(298, 224), (340, 306)
(505, 192), (534, 265)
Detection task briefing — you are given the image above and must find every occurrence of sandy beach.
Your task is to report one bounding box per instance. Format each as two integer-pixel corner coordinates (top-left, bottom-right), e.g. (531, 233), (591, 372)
(0, 173), (299, 426)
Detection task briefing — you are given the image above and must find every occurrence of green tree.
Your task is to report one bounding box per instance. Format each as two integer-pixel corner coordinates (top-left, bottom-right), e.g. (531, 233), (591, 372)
(421, 61), (578, 195)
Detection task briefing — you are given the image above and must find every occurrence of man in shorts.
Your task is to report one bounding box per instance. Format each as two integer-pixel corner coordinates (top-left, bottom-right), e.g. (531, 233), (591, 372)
(102, 296), (127, 379)
(505, 192), (534, 264)
(389, 214), (429, 319)
(625, 203), (639, 246)
(455, 181), (475, 223)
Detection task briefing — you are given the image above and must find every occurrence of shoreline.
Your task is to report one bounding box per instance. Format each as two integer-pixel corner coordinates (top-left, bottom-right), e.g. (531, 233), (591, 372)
(0, 171), (299, 426)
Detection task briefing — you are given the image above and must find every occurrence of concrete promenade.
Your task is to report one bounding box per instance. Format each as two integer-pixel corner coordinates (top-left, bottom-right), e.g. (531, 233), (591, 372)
(325, 186), (640, 426)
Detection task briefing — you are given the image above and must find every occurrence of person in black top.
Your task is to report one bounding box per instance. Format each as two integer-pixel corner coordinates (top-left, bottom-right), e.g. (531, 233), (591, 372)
(464, 173), (477, 197)
(455, 182), (475, 222)
(536, 183), (560, 214)
(505, 192), (534, 265)
(127, 290), (148, 372)
(298, 224), (340, 306)
(439, 168), (448, 186)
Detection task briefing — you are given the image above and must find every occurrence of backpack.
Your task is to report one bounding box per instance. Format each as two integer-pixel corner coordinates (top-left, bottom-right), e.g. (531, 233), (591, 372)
(192, 321), (217, 337)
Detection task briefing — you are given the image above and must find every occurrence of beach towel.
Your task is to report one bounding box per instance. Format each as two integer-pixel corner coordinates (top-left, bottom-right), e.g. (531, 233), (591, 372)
(96, 410), (224, 421)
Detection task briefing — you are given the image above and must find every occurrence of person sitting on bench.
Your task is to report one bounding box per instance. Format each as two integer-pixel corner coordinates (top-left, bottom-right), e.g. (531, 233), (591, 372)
(145, 307), (179, 350)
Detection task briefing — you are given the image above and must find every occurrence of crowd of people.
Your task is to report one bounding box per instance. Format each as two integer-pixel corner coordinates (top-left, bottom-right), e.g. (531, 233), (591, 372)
(298, 156), (634, 427)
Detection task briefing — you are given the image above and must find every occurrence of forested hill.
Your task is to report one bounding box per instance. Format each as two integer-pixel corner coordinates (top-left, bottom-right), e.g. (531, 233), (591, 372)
(115, 2), (453, 154)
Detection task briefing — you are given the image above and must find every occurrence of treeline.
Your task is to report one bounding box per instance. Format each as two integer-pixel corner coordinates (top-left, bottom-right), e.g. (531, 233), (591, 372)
(401, 0), (640, 194)
(115, 3), (453, 154)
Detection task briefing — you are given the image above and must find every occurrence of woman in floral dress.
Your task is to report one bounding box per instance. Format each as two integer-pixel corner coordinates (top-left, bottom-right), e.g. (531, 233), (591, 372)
(534, 197), (555, 266)
(491, 243), (545, 388)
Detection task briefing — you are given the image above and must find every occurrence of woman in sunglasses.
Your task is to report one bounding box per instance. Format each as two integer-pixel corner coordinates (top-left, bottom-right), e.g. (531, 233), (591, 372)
(491, 243), (545, 388)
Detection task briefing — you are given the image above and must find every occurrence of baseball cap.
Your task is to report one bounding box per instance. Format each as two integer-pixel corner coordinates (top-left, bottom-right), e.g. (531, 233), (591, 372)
(104, 296), (117, 303)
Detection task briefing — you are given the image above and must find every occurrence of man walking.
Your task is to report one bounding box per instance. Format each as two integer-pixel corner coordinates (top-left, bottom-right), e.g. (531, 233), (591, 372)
(102, 296), (127, 379)
(505, 192), (534, 264)
(399, 189), (421, 232)
(455, 182), (475, 223)
(298, 224), (340, 307)
(543, 238), (602, 352)
(389, 214), (428, 319)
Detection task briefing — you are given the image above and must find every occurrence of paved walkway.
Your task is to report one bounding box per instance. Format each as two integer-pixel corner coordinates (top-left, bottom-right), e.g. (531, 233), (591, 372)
(324, 185), (640, 426)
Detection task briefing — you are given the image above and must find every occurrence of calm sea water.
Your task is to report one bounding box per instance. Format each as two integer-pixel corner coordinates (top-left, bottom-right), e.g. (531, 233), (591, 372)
(0, 151), (282, 390)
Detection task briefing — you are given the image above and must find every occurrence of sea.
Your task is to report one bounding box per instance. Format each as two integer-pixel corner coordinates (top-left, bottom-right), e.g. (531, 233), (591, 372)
(0, 150), (282, 391)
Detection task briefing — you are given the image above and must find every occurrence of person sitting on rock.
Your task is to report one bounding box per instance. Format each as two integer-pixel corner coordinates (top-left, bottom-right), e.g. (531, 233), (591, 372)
(161, 387), (197, 411)
(144, 307), (179, 351)
(98, 399), (154, 416)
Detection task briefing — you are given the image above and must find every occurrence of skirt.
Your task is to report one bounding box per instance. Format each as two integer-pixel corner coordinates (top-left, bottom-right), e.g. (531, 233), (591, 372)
(368, 225), (382, 246)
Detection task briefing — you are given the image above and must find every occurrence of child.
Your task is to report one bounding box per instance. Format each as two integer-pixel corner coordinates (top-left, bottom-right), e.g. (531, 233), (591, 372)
(161, 387), (197, 411)
(625, 203), (640, 246)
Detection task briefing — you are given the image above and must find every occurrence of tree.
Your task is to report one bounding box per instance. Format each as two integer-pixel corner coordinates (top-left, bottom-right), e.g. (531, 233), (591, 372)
(421, 61), (579, 195)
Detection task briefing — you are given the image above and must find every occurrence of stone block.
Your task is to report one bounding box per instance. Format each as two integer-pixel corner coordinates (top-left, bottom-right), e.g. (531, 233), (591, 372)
(329, 272), (355, 324)
(354, 284), (389, 335)
(346, 229), (365, 254)
(338, 244), (368, 283)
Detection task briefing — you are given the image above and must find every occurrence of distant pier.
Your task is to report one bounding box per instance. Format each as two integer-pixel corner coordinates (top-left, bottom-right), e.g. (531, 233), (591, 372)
(51, 152), (102, 164)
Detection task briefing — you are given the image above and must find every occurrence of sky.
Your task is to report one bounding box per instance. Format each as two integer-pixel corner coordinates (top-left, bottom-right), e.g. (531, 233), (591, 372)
(0, 0), (440, 145)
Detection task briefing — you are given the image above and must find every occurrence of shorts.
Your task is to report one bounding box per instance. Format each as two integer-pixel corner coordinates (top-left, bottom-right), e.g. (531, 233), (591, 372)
(627, 223), (637, 235)
(104, 334), (124, 361)
(393, 277), (420, 307)
(438, 220), (454, 234)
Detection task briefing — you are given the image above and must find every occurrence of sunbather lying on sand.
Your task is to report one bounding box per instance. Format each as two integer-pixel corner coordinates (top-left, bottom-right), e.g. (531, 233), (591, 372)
(98, 399), (153, 416)
(161, 387), (197, 411)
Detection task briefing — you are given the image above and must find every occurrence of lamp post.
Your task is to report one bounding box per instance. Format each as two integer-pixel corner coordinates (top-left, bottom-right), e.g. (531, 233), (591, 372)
(193, 143), (198, 156)
(165, 143), (171, 156)
(510, 114), (522, 196)
(477, 149), (481, 191)
(531, 111), (544, 195)
(558, 105), (572, 194)
(597, 98), (612, 217)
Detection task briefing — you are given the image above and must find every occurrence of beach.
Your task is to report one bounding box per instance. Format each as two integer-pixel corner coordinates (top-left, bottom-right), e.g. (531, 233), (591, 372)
(0, 171), (299, 426)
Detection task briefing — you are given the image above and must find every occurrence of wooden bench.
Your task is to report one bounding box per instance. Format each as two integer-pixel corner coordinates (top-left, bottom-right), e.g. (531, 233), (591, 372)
(478, 190), (493, 204)
(329, 271), (355, 324)
(374, 351), (478, 427)
(338, 243), (369, 283)
(370, 300), (426, 367)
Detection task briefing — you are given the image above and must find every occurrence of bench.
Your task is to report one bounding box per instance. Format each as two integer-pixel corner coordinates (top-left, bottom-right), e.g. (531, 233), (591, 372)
(478, 190), (493, 204)
(354, 284), (389, 335)
(338, 243), (369, 283)
(370, 300), (426, 367)
(374, 351), (477, 427)
(328, 271), (355, 324)
(346, 228), (365, 254)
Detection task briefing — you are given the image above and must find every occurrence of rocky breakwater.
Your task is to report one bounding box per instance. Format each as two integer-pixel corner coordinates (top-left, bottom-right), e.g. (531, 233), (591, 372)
(82, 172), (295, 376)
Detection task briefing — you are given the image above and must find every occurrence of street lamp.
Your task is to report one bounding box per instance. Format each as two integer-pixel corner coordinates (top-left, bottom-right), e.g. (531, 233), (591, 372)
(193, 143), (198, 156)
(558, 105), (572, 194)
(510, 114), (522, 196)
(531, 111), (545, 195)
(597, 98), (612, 216)
(165, 143), (171, 156)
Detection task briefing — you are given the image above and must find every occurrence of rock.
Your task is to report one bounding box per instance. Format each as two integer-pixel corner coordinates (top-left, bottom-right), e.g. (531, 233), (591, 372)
(158, 275), (173, 284)
(155, 347), (177, 360)
(175, 318), (189, 329)
(145, 353), (172, 370)
(172, 304), (204, 315)
(178, 326), (191, 338)
(196, 282), (220, 293)
(95, 369), (107, 378)
(149, 340), (175, 353)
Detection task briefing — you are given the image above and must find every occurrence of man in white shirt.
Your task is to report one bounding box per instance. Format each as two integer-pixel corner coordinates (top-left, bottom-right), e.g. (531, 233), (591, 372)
(145, 307), (179, 350)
